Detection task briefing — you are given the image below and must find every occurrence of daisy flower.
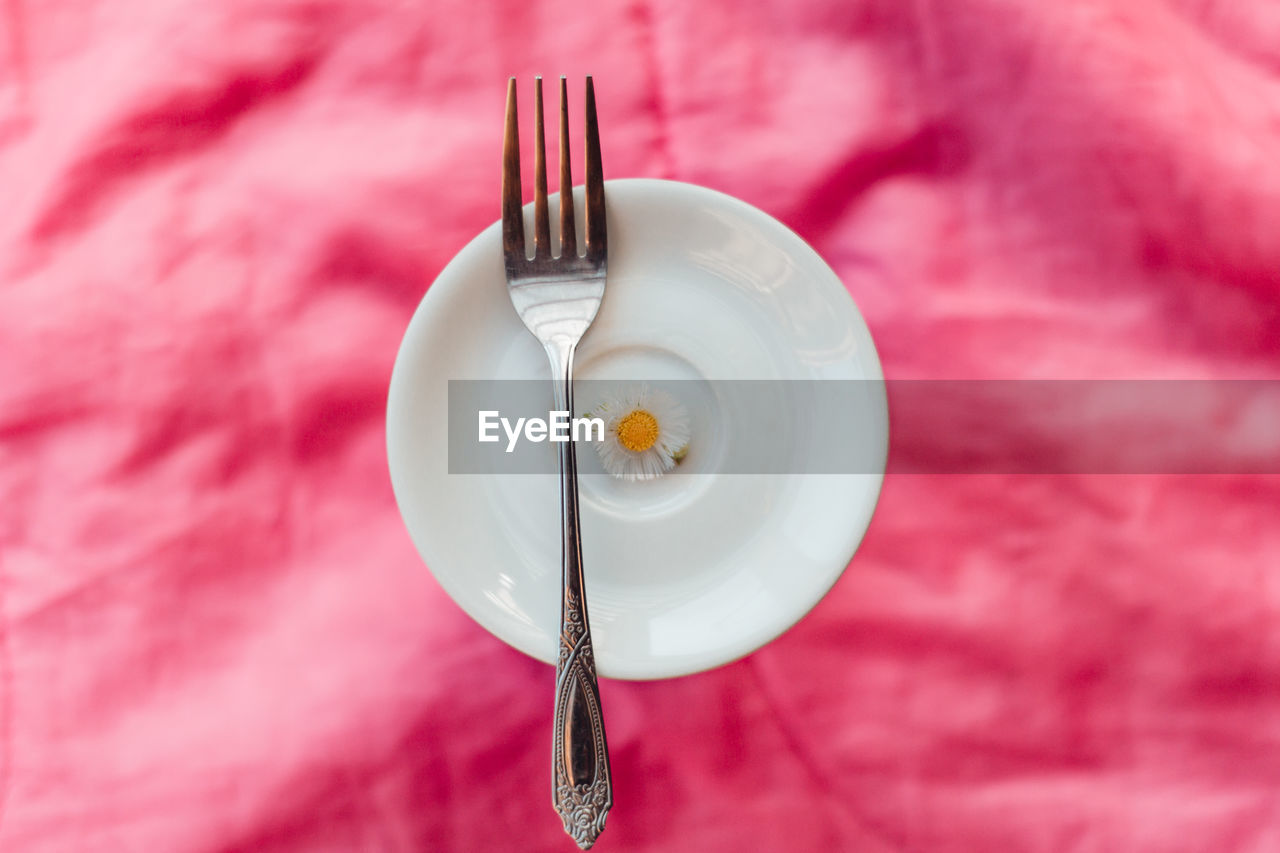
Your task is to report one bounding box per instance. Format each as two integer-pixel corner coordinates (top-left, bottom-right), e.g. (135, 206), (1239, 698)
(589, 387), (691, 481)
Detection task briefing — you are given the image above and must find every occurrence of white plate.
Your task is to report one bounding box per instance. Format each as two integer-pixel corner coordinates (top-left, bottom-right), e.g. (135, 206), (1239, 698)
(387, 179), (887, 680)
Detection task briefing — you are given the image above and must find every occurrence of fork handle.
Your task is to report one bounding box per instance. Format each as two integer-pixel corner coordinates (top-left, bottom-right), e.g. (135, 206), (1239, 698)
(547, 342), (613, 850)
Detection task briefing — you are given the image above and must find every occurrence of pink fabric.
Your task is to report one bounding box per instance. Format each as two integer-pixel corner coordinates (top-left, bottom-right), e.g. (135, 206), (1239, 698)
(3, 1), (1280, 850)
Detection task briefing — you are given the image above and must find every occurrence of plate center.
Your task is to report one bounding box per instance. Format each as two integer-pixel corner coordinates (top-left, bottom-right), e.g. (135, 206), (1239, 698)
(574, 344), (722, 519)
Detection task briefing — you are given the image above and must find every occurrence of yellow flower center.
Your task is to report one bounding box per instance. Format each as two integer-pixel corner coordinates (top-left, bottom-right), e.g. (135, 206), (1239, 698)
(615, 409), (660, 453)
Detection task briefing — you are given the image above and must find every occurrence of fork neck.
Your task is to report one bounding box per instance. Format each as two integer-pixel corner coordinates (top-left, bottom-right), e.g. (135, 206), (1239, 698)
(544, 339), (577, 412)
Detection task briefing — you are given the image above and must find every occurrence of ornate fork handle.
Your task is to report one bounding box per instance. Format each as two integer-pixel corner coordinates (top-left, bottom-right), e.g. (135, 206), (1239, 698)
(548, 343), (612, 849)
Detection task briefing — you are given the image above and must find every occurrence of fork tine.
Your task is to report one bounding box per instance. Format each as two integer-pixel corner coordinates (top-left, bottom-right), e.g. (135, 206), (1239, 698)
(502, 77), (524, 266)
(583, 76), (606, 261)
(533, 77), (552, 257)
(558, 76), (576, 259)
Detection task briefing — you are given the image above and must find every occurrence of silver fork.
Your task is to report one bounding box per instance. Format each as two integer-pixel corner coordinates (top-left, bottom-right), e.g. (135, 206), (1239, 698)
(502, 75), (612, 850)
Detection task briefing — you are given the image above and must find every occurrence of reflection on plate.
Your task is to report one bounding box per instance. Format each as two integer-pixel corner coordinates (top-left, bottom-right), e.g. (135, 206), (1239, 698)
(387, 179), (887, 680)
